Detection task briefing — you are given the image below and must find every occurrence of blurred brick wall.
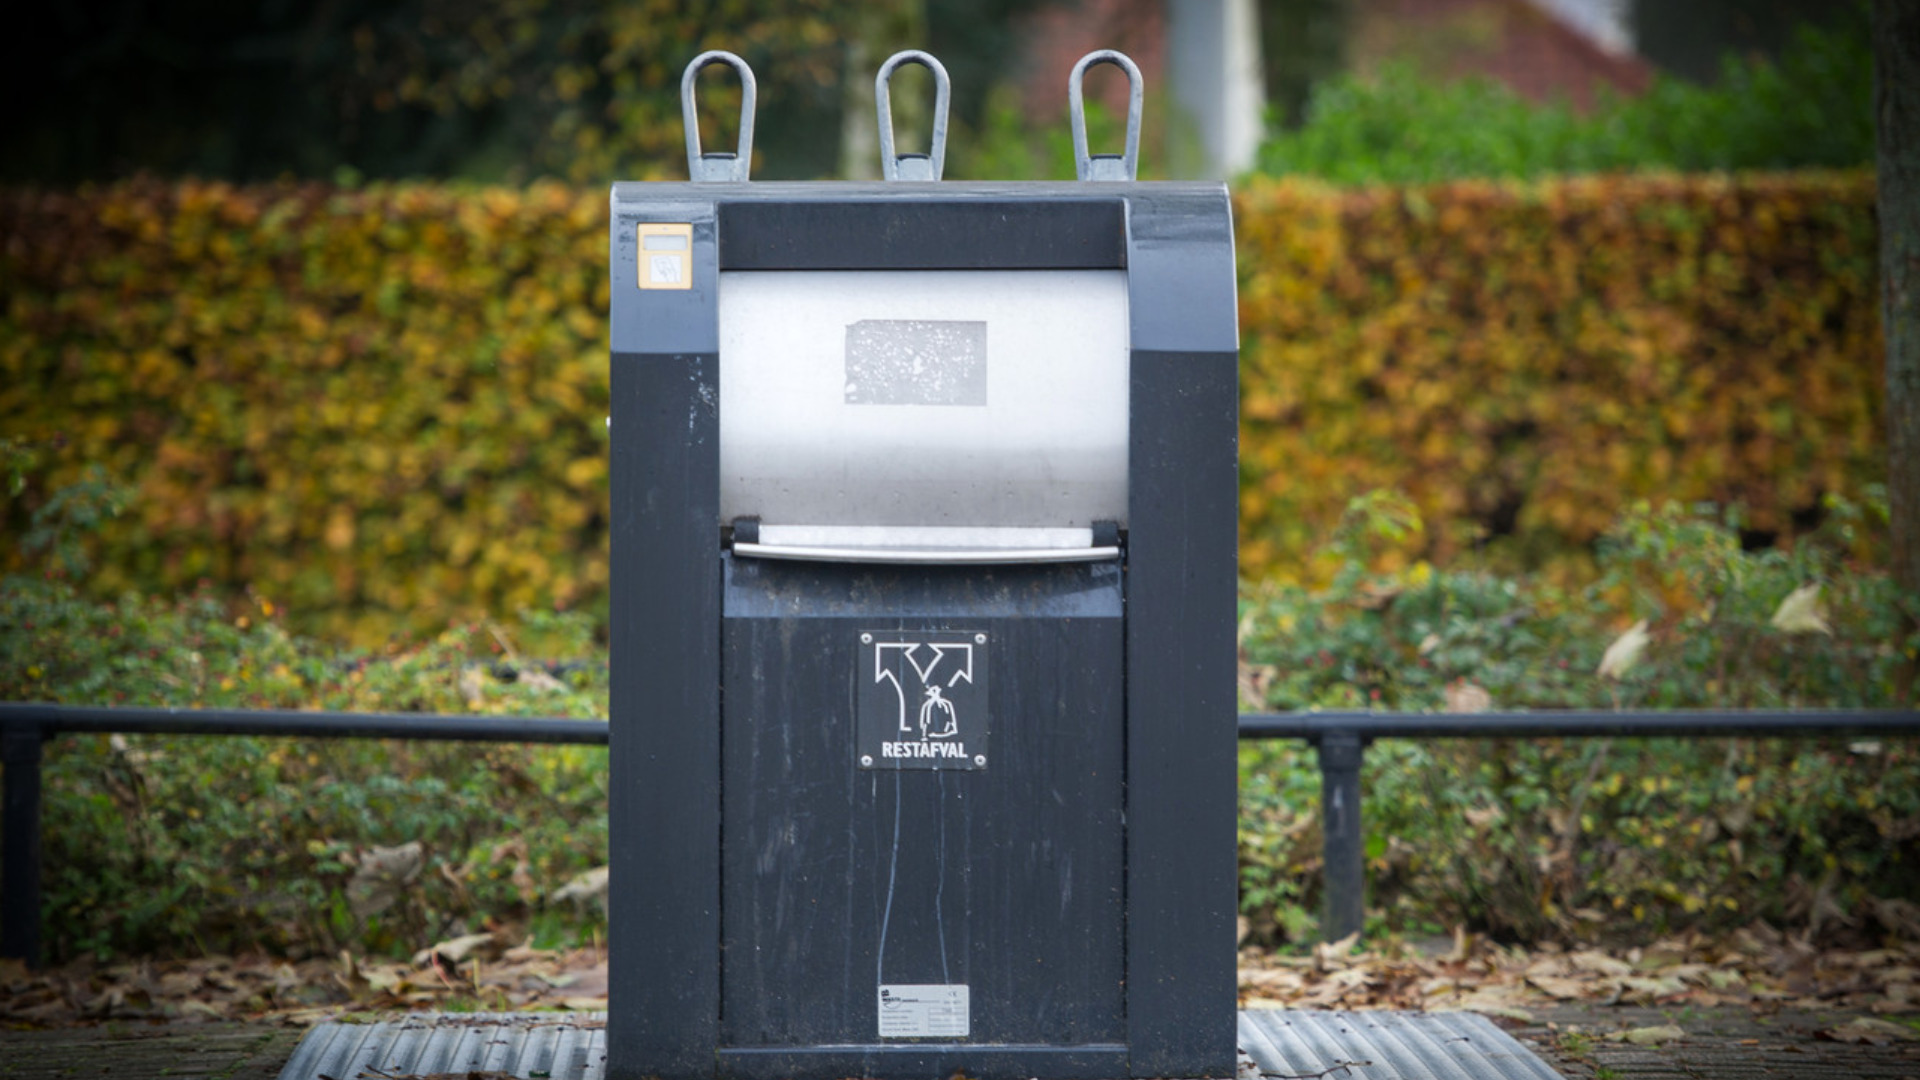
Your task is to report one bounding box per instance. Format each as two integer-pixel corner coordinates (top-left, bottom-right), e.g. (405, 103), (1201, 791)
(1352, 0), (1651, 109)
(1011, 0), (1168, 121)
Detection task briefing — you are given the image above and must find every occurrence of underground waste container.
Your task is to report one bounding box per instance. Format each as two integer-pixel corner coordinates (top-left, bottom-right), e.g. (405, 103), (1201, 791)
(606, 49), (1239, 1080)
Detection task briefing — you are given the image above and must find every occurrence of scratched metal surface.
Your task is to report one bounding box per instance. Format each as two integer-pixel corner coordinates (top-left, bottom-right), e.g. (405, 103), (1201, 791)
(277, 1012), (606, 1080)
(718, 556), (1128, 1049)
(1237, 1009), (1566, 1080)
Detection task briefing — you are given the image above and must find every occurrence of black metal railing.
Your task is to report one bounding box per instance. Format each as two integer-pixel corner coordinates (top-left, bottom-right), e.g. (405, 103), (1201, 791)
(3, 701), (1917, 965)
(1242, 708), (1920, 941)
(0, 702), (608, 967)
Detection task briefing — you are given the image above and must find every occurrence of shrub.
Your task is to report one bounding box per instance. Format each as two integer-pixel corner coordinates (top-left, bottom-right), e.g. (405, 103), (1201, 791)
(1236, 492), (1920, 946)
(9, 459), (1916, 957)
(1240, 735), (1920, 947)
(3, 450), (610, 961)
(1234, 170), (1882, 583)
(1255, 17), (1873, 185)
(5, 582), (611, 962)
(0, 181), (610, 644)
(0, 169), (1887, 628)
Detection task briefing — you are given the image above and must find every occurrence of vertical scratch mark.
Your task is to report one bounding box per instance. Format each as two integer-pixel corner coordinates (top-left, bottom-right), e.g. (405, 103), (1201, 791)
(845, 662), (862, 998)
(876, 768), (902, 986)
(935, 770), (950, 984)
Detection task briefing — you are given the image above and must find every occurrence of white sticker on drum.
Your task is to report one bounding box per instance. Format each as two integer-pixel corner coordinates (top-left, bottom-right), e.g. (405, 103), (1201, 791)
(877, 984), (970, 1038)
(845, 319), (987, 405)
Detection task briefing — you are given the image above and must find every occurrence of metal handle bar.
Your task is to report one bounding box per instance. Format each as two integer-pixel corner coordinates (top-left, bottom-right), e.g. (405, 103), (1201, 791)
(731, 523), (1118, 565)
(1069, 50), (1143, 181)
(681, 50), (756, 182)
(733, 543), (1120, 565)
(876, 50), (951, 181)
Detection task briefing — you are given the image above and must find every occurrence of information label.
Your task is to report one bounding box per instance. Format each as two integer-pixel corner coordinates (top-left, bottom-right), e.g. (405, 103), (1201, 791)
(855, 631), (990, 770)
(877, 984), (970, 1038)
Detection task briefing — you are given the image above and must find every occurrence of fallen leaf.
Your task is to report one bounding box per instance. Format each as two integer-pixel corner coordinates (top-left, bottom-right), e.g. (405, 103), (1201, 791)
(1568, 951), (1634, 977)
(1872, 897), (1920, 940)
(1525, 975), (1589, 1000)
(412, 931), (503, 968)
(1663, 963), (1714, 985)
(459, 665), (488, 704)
(177, 999), (226, 1020)
(1816, 1017), (1920, 1044)
(1443, 924), (1474, 964)
(349, 841), (425, 919)
(519, 668), (569, 693)
(1240, 968), (1309, 997)
(1610, 1024), (1685, 1045)
(1443, 680), (1492, 714)
(1769, 583), (1832, 635)
(1616, 975), (1688, 1003)
(1597, 620), (1650, 679)
(1431, 992), (1534, 1023)
(1704, 968), (1746, 991)
(550, 865), (609, 913)
(1237, 656), (1277, 709)
(1463, 805), (1504, 829)
(1466, 1003), (1535, 1022)
(1313, 932), (1362, 972)
(1351, 581), (1403, 611)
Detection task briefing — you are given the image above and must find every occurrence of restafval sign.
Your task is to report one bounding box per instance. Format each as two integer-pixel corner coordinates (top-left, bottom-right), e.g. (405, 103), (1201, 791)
(855, 630), (991, 770)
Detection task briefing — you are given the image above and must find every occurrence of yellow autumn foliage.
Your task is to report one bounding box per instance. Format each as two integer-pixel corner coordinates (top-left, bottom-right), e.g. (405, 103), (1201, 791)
(1234, 171), (1882, 581)
(2, 180), (610, 643)
(0, 172), (1884, 640)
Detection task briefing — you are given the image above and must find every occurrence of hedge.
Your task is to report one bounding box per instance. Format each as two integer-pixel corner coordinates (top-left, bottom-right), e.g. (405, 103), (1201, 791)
(1236, 170), (1883, 580)
(0, 172), (1885, 639)
(1, 181), (609, 641)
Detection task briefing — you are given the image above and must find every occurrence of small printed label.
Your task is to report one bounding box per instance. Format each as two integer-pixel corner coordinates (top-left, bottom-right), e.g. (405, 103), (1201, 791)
(635, 223), (693, 291)
(877, 984), (969, 1038)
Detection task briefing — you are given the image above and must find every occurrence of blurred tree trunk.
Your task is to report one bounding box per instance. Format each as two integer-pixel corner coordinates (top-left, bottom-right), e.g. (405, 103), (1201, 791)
(840, 1), (928, 179)
(1876, 0), (1920, 702)
(1258, 0), (1350, 129)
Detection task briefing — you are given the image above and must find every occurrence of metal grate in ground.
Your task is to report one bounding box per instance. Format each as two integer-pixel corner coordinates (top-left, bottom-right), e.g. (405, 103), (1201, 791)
(276, 1011), (606, 1079)
(275, 1009), (1565, 1080)
(1237, 1008), (1566, 1080)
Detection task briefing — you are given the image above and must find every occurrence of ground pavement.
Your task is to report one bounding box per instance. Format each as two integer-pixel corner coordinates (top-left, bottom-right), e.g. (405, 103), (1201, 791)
(2, 1006), (1919, 1080)
(4, 925), (1919, 1079)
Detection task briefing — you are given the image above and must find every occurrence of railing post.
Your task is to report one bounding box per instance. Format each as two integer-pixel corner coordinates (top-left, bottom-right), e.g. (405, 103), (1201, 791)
(2, 723), (44, 967)
(1316, 728), (1365, 943)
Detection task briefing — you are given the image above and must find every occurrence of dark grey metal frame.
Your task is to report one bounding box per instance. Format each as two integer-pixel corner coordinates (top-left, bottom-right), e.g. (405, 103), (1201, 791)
(608, 181), (1240, 1080)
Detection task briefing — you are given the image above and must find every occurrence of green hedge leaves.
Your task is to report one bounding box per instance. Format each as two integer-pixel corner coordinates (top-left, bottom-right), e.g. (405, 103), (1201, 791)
(1235, 170), (1882, 583)
(0, 171), (1885, 636)
(3, 181), (610, 641)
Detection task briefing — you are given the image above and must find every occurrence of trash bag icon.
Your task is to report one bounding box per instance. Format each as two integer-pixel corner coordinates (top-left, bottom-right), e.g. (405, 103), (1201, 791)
(918, 685), (958, 739)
